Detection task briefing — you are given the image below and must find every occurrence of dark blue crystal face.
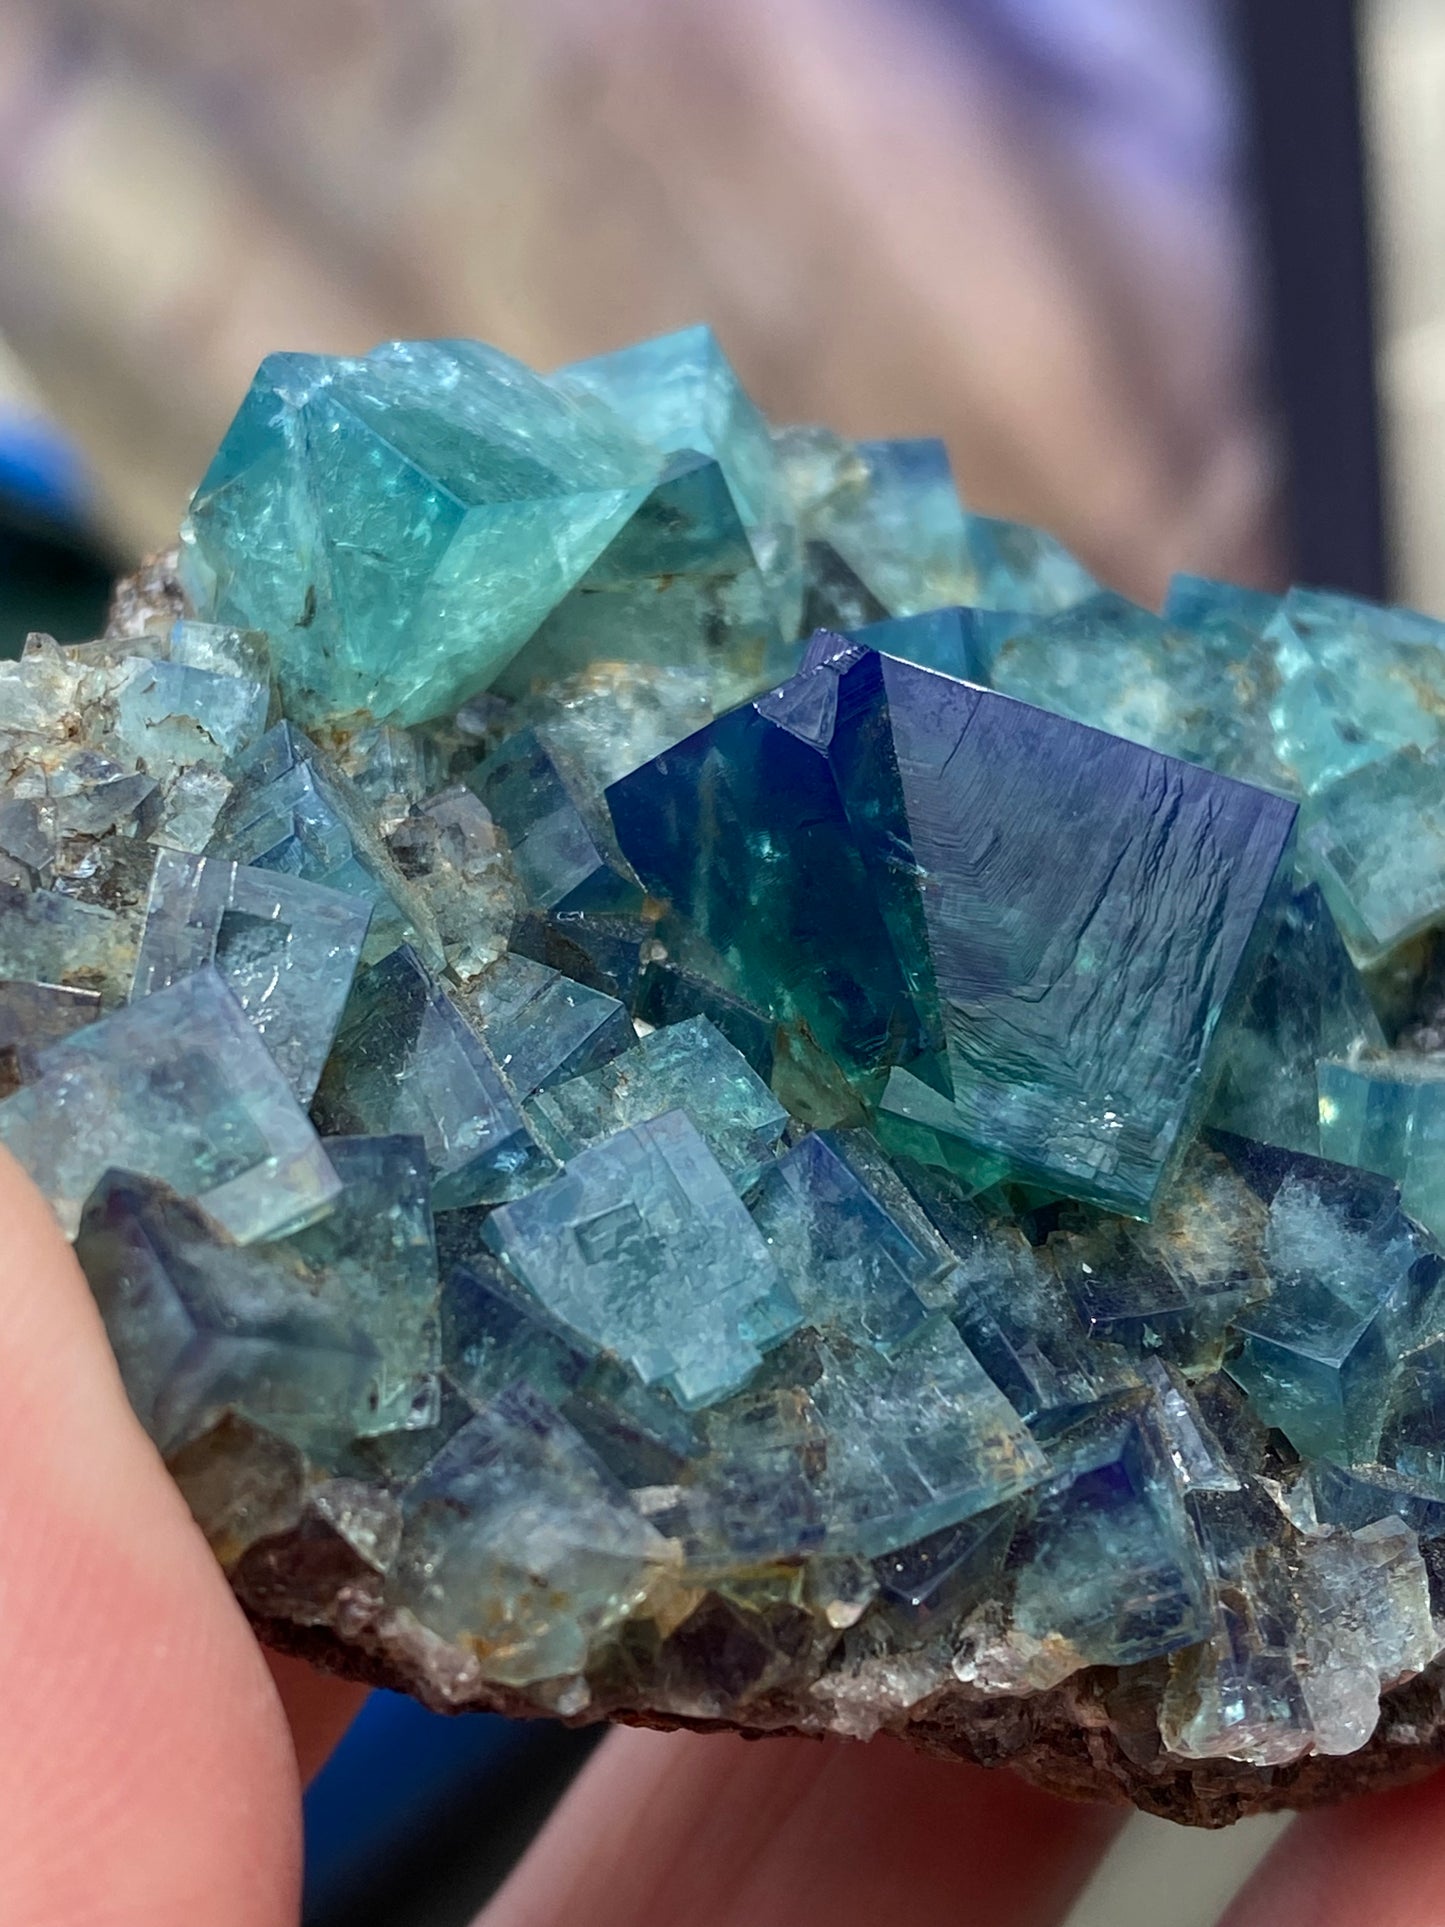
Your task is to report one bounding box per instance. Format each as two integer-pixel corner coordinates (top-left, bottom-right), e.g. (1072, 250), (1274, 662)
(610, 645), (1298, 1216)
(10, 328), (1445, 1787)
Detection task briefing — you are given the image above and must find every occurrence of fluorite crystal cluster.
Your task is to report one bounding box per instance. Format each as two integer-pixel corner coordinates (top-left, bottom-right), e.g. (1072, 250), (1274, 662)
(12, 327), (1445, 1822)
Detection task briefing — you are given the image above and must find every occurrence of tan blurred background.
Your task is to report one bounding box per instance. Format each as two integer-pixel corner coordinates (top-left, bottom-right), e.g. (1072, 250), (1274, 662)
(0, 0), (1282, 605)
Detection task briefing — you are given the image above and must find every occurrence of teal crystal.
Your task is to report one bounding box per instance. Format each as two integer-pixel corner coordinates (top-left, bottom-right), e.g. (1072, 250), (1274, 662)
(462, 952), (632, 1100)
(1209, 882), (1385, 1156)
(209, 722), (444, 967)
(496, 451), (793, 709)
(801, 434), (1096, 619)
(1318, 1053), (1445, 1247)
(1300, 743), (1445, 966)
(554, 325), (802, 641)
(1268, 586), (1445, 794)
(181, 340), (660, 729)
(989, 591), (1289, 791)
(524, 1016), (787, 1188)
(23, 322), (1445, 1804)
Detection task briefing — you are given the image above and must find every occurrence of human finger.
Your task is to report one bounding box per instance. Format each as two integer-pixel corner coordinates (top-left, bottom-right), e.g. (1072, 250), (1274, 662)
(483, 1723), (1123, 1927)
(0, 1147), (304, 1927)
(1220, 1769), (1445, 1927)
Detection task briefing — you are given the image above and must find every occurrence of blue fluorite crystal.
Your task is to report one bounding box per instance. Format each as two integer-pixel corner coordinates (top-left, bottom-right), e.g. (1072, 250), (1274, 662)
(524, 1016), (787, 1187)
(131, 849), (371, 1102)
(485, 1108), (801, 1408)
(0, 967), (340, 1240)
(210, 723), (445, 967)
(555, 325), (802, 641)
(609, 643), (1297, 1215)
(20, 322), (1445, 1794)
(311, 944), (552, 1209)
(1209, 882), (1385, 1157)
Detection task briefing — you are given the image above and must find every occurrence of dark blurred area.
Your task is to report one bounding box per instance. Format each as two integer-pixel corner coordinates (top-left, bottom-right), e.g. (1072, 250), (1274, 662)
(0, 0), (1429, 1921)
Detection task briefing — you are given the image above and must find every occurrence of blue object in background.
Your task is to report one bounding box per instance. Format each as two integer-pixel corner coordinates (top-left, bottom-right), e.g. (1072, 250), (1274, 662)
(303, 1693), (597, 1927)
(0, 409), (94, 524)
(304, 1696), (528, 1916)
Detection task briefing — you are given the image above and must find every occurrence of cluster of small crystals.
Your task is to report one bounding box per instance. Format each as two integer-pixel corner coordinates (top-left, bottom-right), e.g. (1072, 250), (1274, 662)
(10, 326), (1445, 1786)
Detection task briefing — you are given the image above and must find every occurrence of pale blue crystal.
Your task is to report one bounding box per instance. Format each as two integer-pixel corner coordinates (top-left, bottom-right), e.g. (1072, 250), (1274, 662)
(209, 722), (444, 967)
(0, 966), (340, 1240)
(440, 1254), (701, 1485)
(386, 1382), (673, 1683)
(75, 1170), (380, 1457)
(1319, 1053), (1445, 1247)
(745, 1129), (955, 1351)
(497, 452), (793, 708)
(1224, 1139), (1439, 1462)
(1300, 743), (1445, 966)
(524, 1015), (787, 1188)
(989, 591), (1288, 791)
(1209, 882), (1384, 1156)
(131, 849), (371, 1102)
(469, 725), (642, 916)
(1007, 1394), (1212, 1668)
(1268, 586), (1445, 794)
(463, 951), (634, 1100)
(280, 1134), (442, 1435)
(485, 1108), (800, 1409)
(311, 944), (553, 1209)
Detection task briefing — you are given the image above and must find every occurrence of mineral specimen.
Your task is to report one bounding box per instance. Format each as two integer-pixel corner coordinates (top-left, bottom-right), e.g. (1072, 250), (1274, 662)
(14, 325), (1445, 1824)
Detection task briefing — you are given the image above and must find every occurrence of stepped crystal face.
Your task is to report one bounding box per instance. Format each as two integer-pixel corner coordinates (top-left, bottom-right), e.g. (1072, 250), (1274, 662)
(11, 330), (1445, 1822)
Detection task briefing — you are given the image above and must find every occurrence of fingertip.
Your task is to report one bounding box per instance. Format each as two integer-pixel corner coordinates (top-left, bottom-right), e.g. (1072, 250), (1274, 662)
(0, 1148), (303, 1927)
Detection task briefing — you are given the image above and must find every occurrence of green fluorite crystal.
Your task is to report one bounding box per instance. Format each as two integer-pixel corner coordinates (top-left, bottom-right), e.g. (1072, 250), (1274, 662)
(182, 340), (660, 728)
(18, 322), (1445, 1815)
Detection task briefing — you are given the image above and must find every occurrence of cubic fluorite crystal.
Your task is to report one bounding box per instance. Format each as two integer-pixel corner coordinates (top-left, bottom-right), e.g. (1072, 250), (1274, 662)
(16, 328), (1445, 1824)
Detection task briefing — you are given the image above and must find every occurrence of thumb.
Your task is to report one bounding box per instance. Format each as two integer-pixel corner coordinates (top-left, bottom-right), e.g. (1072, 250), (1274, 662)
(0, 1147), (304, 1927)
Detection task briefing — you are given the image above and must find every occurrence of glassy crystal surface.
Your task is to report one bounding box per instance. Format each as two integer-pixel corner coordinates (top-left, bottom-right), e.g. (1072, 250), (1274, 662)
(990, 591), (1288, 791)
(1300, 743), (1445, 967)
(29, 324), (1445, 1800)
(525, 1016), (787, 1187)
(486, 1108), (801, 1408)
(1220, 1135), (1441, 1463)
(555, 325), (802, 640)
(387, 1383), (675, 1685)
(1318, 1053), (1445, 1246)
(182, 340), (660, 728)
(1209, 882), (1385, 1156)
(464, 952), (633, 1100)
(209, 722), (444, 967)
(1268, 586), (1445, 794)
(0, 967), (339, 1239)
(312, 944), (552, 1209)
(132, 849), (370, 1102)
(498, 452), (792, 708)
(610, 646), (1297, 1215)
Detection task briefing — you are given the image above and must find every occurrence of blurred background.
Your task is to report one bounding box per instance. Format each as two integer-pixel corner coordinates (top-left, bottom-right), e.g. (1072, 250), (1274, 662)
(0, 0), (1433, 1918)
